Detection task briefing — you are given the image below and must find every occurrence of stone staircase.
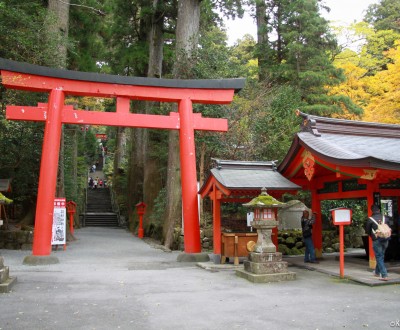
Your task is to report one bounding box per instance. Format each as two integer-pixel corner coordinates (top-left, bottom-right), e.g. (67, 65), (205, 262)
(84, 188), (119, 227)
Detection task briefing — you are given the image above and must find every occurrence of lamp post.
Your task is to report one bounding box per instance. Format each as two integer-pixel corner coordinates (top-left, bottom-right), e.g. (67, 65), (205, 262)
(136, 202), (147, 238)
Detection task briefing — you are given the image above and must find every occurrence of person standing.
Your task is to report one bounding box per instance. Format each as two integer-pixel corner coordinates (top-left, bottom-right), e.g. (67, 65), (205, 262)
(301, 210), (318, 263)
(366, 204), (389, 281)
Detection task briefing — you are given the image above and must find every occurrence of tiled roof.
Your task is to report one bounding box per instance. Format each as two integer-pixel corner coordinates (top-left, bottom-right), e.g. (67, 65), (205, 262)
(279, 111), (400, 172)
(208, 159), (300, 190)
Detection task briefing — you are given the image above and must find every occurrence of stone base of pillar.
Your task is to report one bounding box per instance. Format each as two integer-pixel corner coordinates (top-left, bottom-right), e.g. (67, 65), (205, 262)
(236, 251), (296, 283)
(0, 257), (17, 293)
(177, 252), (210, 262)
(23, 255), (59, 265)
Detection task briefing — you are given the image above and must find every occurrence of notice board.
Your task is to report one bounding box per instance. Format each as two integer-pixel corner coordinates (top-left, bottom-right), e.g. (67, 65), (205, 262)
(52, 198), (66, 245)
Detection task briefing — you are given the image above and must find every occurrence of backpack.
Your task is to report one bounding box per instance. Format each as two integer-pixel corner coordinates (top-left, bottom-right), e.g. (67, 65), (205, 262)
(369, 216), (392, 239)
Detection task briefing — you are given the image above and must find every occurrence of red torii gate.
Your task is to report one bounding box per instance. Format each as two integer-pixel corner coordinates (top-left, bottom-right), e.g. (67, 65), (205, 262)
(0, 58), (245, 258)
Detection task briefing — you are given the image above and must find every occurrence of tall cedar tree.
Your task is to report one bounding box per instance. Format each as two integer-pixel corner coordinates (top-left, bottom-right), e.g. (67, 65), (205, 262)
(255, 0), (361, 116)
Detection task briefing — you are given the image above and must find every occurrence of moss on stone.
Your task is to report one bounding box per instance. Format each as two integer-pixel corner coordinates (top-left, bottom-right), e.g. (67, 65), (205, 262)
(243, 193), (285, 208)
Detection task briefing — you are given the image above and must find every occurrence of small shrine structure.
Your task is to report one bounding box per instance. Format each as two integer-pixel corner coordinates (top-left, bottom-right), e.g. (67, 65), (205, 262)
(199, 159), (300, 260)
(278, 110), (400, 268)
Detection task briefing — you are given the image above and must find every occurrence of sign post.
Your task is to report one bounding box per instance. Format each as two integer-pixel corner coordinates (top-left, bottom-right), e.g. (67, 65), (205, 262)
(330, 208), (352, 279)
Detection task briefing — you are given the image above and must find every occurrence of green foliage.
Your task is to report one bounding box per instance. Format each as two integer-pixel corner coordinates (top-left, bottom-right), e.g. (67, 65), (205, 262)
(0, 0), (65, 66)
(365, 0), (400, 33)
(149, 187), (167, 225)
(0, 118), (43, 206)
(253, 0), (360, 116)
(68, 0), (108, 71)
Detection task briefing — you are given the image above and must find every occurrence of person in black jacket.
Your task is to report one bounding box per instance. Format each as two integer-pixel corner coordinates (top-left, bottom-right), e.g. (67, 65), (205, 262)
(366, 204), (389, 281)
(301, 210), (318, 263)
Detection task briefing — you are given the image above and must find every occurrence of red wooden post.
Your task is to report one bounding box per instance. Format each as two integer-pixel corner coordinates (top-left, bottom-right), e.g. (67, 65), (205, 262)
(136, 202), (147, 238)
(311, 188), (322, 258)
(339, 224), (345, 278)
(331, 208), (352, 279)
(66, 201), (77, 235)
(179, 98), (201, 253)
(212, 185), (221, 255)
(32, 88), (64, 256)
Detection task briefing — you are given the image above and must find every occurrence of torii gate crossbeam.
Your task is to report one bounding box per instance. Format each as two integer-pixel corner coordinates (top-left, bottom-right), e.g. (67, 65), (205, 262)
(0, 58), (245, 257)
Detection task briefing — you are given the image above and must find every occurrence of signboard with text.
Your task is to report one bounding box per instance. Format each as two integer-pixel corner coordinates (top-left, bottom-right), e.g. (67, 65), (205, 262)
(51, 198), (66, 245)
(331, 208), (352, 226)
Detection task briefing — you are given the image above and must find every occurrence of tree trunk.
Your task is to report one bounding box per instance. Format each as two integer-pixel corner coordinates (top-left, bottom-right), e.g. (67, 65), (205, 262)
(163, 0), (201, 249)
(143, 0), (165, 225)
(256, 0), (269, 81)
(47, 0), (70, 67)
(47, 0), (70, 202)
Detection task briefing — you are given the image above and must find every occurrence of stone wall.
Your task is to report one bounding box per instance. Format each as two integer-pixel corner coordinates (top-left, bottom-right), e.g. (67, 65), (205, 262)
(0, 229), (33, 250)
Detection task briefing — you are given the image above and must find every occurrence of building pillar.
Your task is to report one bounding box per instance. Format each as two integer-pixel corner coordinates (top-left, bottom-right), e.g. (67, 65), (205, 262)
(367, 181), (376, 269)
(178, 98), (201, 253)
(32, 88), (64, 256)
(212, 185), (221, 255)
(311, 188), (322, 258)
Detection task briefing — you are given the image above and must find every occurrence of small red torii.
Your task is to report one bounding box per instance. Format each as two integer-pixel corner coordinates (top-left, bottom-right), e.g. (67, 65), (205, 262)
(0, 58), (245, 258)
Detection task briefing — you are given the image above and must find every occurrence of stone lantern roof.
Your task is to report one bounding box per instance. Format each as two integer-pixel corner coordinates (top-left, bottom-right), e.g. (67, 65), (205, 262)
(243, 188), (285, 209)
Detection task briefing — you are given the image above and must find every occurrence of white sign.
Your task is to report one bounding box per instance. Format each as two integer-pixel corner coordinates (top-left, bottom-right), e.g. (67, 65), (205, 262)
(247, 212), (254, 227)
(52, 198), (66, 245)
(331, 208), (352, 225)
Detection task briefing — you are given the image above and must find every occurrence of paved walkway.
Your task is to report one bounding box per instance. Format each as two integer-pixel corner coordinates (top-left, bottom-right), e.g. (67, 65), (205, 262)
(1, 227), (399, 330)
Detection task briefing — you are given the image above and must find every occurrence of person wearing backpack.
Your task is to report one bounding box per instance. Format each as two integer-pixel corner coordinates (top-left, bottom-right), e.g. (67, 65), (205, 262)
(366, 204), (390, 281)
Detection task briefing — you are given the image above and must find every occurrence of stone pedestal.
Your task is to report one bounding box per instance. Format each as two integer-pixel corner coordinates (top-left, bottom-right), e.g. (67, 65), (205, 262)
(236, 252), (296, 283)
(236, 218), (296, 283)
(0, 256), (17, 293)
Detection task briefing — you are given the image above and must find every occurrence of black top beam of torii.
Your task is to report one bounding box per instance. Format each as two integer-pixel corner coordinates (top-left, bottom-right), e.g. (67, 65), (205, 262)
(0, 58), (245, 94)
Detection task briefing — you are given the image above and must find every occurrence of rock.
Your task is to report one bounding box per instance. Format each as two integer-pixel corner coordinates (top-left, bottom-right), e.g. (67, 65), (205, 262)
(285, 236), (296, 247)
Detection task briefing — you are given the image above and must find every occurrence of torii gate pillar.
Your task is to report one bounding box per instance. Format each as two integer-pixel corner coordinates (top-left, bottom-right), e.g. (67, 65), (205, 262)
(32, 88), (65, 256)
(179, 98), (201, 252)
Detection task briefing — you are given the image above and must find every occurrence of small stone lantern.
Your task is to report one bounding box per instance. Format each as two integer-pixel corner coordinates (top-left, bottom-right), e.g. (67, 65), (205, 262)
(244, 188), (283, 253)
(236, 188), (296, 283)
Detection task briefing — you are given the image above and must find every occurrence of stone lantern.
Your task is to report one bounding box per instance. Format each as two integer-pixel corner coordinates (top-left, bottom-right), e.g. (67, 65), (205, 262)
(236, 188), (296, 283)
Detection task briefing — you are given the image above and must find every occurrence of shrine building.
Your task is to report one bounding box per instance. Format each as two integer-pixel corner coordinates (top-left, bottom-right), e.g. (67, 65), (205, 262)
(278, 110), (400, 268)
(199, 159), (300, 261)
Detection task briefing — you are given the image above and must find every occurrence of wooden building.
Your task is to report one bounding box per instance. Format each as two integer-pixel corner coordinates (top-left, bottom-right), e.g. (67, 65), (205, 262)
(278, 111), (400, 267)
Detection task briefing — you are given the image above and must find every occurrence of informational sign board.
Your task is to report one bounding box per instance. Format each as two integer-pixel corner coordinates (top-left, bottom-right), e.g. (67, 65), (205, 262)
(331, 208), (352, 225)
(247, 212), (254, 227)
(51, 198), (66, 245)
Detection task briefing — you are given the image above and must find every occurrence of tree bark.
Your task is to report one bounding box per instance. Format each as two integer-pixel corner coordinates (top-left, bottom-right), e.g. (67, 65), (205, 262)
(163, 0), (201, 249)
(143, 0), (165, 225)
(47, 0), (70, 67)
(256, 0), (269, 81)
(47, 0), (70, 199)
